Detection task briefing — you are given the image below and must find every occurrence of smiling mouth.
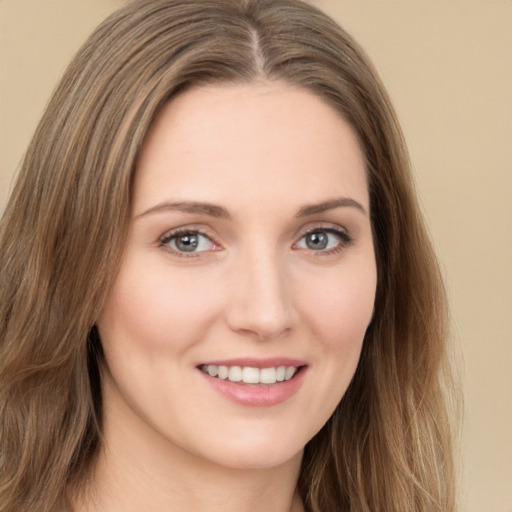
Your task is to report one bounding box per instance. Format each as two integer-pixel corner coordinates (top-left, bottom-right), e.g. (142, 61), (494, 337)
(199, 364), (302, 385)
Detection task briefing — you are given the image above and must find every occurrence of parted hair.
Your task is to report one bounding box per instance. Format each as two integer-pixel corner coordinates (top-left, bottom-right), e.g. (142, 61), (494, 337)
(0, 1), (458, 511)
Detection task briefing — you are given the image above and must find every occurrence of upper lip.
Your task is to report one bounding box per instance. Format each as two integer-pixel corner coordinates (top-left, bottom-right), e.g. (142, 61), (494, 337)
(197, 357), (307, 369)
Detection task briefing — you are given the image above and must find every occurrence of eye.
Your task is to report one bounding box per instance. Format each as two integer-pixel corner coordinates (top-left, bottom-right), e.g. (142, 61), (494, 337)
(295, 228), (352, 253)
(161, 230), (217, 254)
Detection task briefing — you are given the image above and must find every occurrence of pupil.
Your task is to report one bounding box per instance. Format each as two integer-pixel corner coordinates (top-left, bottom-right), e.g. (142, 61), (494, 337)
(306, 232), (328, 250)
(176, 234), (199, 252)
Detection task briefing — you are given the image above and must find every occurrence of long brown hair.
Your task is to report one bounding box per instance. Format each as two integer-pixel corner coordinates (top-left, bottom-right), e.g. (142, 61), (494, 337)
(0, 1), (458, 510)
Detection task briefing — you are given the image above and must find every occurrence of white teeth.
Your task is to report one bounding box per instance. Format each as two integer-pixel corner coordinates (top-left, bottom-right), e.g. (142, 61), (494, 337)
(228, 366), (242, 382)
(242, 367), (260, 384)
(217, 365), (228, 380)
(260, 367), (277, 384)
(285, 366), (296, 380)
(201, 364), (299, 384)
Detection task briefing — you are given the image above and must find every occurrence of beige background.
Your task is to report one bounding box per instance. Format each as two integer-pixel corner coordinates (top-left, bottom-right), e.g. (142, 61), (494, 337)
(0, 1), (510, 510)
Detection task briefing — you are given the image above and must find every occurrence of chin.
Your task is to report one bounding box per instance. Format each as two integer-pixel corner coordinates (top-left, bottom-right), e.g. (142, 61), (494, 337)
(202, 442), (304, 471)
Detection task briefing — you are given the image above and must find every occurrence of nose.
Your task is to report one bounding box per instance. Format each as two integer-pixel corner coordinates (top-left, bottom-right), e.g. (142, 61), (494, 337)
(225, 247), (294, 341)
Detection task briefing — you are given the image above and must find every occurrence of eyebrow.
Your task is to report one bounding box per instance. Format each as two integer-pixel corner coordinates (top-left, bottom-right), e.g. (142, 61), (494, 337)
(137, 196), (367, 219)
(137, 201), (231, 219)
(296, 197), (367, 217)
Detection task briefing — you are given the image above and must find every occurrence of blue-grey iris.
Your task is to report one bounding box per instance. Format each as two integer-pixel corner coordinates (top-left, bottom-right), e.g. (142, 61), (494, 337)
(175, 234), (199, 252)
(306, 232), (328, 250)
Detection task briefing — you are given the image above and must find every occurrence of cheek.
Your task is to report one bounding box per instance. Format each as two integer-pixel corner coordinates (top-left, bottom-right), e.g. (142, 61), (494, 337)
(97, 260), (225, 357)
(299, 261), (377, 351)
(288, 259), (376, 439)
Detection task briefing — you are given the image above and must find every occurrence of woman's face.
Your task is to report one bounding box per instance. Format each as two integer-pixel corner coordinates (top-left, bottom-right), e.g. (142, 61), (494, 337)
(97, 82), (377, 471)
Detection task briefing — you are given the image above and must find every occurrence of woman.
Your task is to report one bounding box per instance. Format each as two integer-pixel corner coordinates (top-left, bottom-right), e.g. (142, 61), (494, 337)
(0, 0), (458, 511)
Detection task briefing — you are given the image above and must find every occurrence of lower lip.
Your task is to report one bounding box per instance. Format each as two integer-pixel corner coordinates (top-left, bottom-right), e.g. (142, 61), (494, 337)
(198, 368), (307, 407)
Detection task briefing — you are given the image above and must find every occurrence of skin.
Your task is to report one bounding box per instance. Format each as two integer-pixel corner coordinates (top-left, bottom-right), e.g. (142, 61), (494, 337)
(89, 81), (377, 512)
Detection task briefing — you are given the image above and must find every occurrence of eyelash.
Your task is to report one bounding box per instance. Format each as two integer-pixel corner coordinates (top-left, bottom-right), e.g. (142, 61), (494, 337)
(159, 225), (353, 258)
(296, 226), (354, 256)
(159, 228), (217, 258)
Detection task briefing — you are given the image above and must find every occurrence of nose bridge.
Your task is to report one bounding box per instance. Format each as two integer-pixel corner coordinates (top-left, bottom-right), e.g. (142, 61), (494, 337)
(226, 240), (293, 340)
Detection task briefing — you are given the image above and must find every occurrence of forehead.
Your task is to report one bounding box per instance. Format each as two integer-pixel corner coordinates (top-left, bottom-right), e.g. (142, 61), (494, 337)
(134, 81), (369, 216)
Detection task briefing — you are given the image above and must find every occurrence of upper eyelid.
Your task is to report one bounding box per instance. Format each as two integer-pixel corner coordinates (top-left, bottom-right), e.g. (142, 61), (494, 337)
(296, 227), (352, 244)
(158, 222), (353, 250)
(295, 222), (351, 239)
(293, 229), (354, 259)
(300, 224), (348, 234)
(159, 229), (219, 257)
(159, 222), (348, 237)
(160, 225), (216, 242)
